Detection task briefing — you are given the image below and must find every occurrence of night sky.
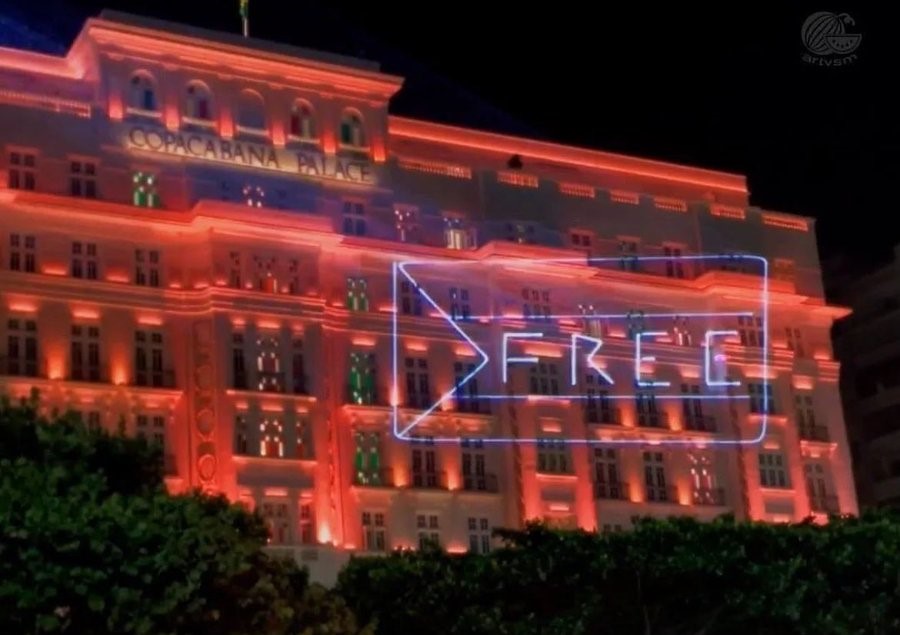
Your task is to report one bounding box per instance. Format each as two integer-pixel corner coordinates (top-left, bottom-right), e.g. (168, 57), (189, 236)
(2, 1), (897, 272)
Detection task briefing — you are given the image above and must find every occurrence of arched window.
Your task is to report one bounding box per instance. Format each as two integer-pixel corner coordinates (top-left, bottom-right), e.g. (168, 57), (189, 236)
(289, 101), (315, 140)
(339, 110), (366, 148)
(236, 89), (266, 132)
(129, 73), (157, 112)
(184, 81), (213, 121)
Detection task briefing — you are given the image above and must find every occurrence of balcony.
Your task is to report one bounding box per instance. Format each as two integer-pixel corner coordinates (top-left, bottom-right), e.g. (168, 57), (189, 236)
(462, 472), (499, 493)
(637, 410), (669, 429)
(258, 370), (286, 393)
(353, 468), (395, 488)
(585, 407), (621, 426)
(0, 356), (41, 378)
(69, 365), (109, 384)
(799, 424), (830, 443)
(134, 369), (176, 389)
(645, 485), (679, 504)
(410, 469), (448, 490)
(594, 480), (631, 501)
(692, 487), (726, 506)
(810, 494), (840, 514)
(684, 414), (718, 433)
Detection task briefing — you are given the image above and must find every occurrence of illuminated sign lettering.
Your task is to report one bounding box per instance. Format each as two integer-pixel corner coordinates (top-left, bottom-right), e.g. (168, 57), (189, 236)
(392, 255), (770, 446)
(122, 124), (375, 184)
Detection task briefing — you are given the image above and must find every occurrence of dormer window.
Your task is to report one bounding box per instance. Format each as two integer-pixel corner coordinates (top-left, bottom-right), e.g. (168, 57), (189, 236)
(184, 82), (213, 123)
(339, 110), (366, 148)
(289, 101), (315, 140)
(236, 89), (266, 135)
(129, 73), (157, 113)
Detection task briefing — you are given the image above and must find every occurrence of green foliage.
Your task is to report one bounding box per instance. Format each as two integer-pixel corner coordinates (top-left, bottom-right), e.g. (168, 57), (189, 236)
(337, 515), (900, 635)
(0, 395), (362, 635)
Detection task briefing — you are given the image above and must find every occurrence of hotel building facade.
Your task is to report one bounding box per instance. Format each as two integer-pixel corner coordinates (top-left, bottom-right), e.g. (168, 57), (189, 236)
(0, 12), (856, 581)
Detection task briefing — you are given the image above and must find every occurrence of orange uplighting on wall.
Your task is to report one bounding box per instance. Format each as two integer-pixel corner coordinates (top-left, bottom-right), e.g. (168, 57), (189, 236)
(321, 128), (337, 155)
(108, 93), (123, 121)
(42, 265), (67, 276)
(548, 503), (571, 512)
(219, 110), (234, 139)
(710, 204), (746, 220)
(446, 544), (468, 554)
(762, 212), (809, 232)
(405, 341), (427, 352)
(271, 120), (286, 147)
(72, 309), (100, 320)
(610, 190), (640, 205)
(47, 355), (64, 380)
(112, 364), (127, 386)
(105, 273), (129, 283)
(264, 487), (288, 497)
(137, 315), (163, 326)
(8, 302), (37, 313)
(165, 104), (179, 131)
(258, 320), (281, 330)
(352, 336), (376, 347)
(454, 345), (476, 357)
(793, 376), (814, 390)
(261, 403), (283, 413)
(559, 182), (594, 198)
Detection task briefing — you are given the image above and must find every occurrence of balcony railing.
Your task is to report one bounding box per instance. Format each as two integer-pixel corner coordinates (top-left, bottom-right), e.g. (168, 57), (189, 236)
(411, 469), (448, 490)
(692, 487), (726, 506)
(645, 484), (679, 504)
(799, 424), (830, 442)
(684, 414), (718, 433)
(462, 472), (499, 493)
(69, 364), (109, 383)
(134, 369), (176, 389)
(586, 406), (621, 426)
(637, 410), (669, 429)
(353, 468), (395, 488)
(594, 480), (630, 501)
(0, 356), (41, 378)
(810, 494), (840, 514)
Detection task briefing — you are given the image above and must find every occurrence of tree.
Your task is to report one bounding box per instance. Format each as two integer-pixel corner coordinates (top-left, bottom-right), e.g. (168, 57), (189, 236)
(0, 394), (364, 635)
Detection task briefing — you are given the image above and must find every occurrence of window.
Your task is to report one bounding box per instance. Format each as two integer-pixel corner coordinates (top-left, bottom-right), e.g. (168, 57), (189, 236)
(643, 451), (669, 502)
(411, 436), (439, 488)
(256, 335), (284, 392)
(671, 316), (692, 346)
(348, 351), (377, 405)
(454, 361), (485, 413)
(5, 318), (38, 377)
(400, 280), (423, 316)
(584, 375), (615, 424)
(570, 230), (592, 251)
(468, 517), (491, 554)
(619, 239), (639, 271)
(449, 287), (471, 321)
(663, 245), (684, 278)
(229, 252), (242, 289)
(362, 512), (386, 552)
(537, 438), (570, 474)
(260, 502), (291, 545)
(236, 89), (266, 132)
(522, 288), (551, 321)
(259, 417), (284, 458)
(299, 502), (314, 544)
(346, 277), (369, 311)
(690, 453), (720, 504)
(135, 249), (160, 287)
(805, 462), (834, 512)
(70, 324), (101, 382)
(289, 101), (315, 140)
(9, 234), (36, 273)
(785, 327), (805, 358)
(749, 382), (775, 414)
(444, 216), (473, 250)
(341, 201), (366, 236)
(578, 304), (608, 338)
(681, 384), (714, 431)
(291, 338), (306, 394)
(759, 451), (789, 488)
(461, 439), (490, 491)
(132, 172), (159, 207)
(71, 242), (98, 280)
(8, 150), (36, 190)
(234, 415), (249, 455)
(129, 73), (157, 112)
(529, 362), (559, 395)
(737, 316), (764, 348)
(253, 256), (278, 293)
(293, 418), (309, 460)
(339, 110), (366, 148)
(184, 82), (212, 121)
(404, 356), (431, 409)
(232, 332), (247, 389)
(507, 222), (535, 244)
(135, 330), (166, 387)
(795, 393), (825, 440)
(416, 513), (440, 549)
(287, 259), (301, 295)
(626, 311), (645, 340)
(594, 448), (624, 499)
(69, 160), (97, 198)
(136, 414), (166, 449)
(394, 207), (419, 243)
(243, 184), (265, 208)
(354, 431), (383, 485)
(636, 392), (662, 428)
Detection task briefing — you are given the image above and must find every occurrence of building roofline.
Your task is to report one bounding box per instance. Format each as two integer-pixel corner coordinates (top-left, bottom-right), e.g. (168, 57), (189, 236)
(388, 116), (748, 195)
